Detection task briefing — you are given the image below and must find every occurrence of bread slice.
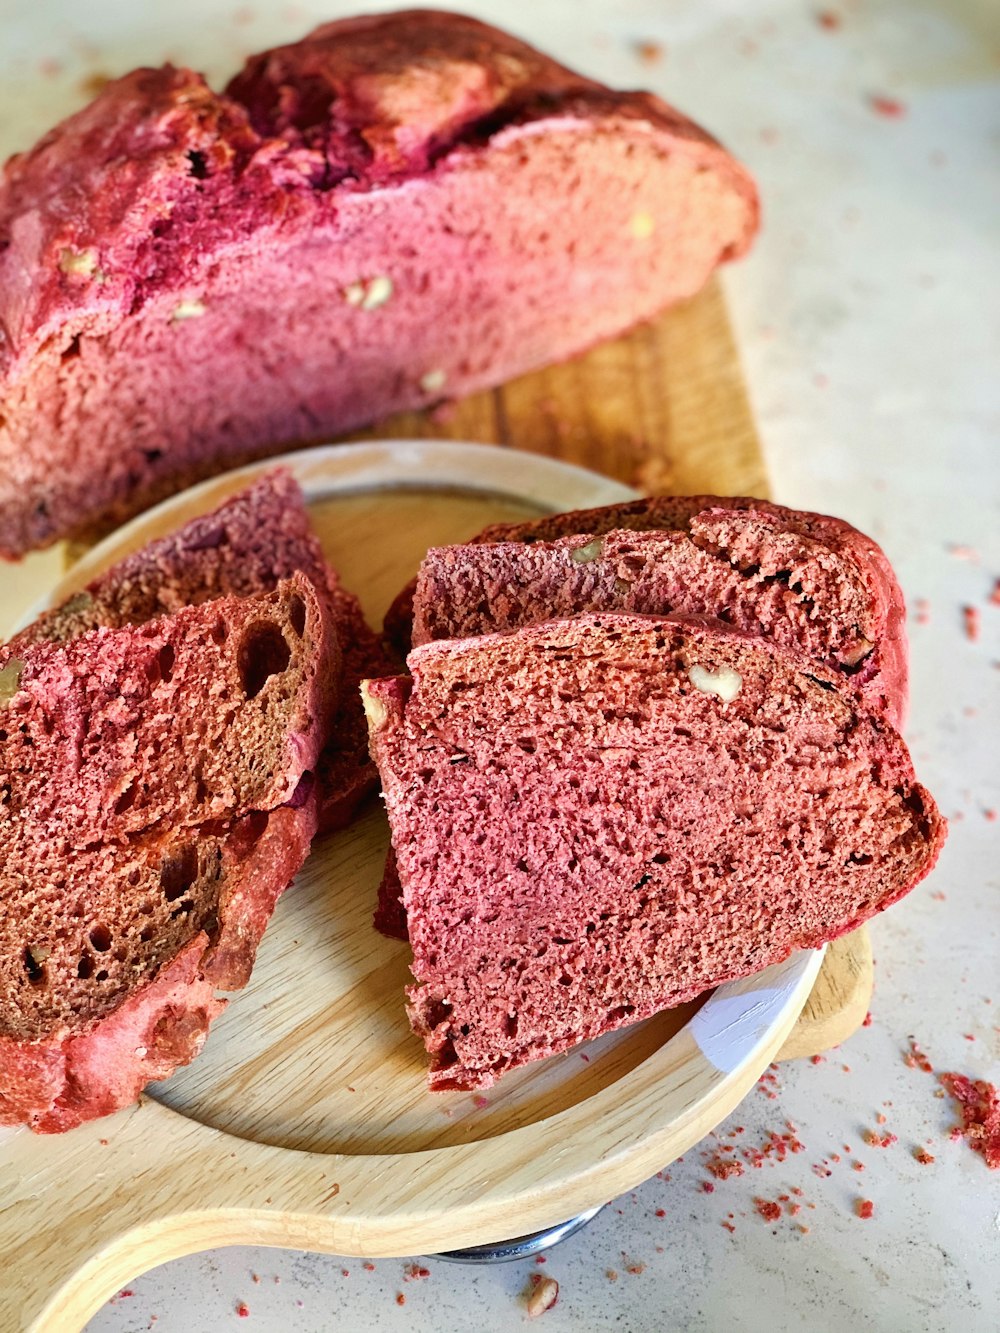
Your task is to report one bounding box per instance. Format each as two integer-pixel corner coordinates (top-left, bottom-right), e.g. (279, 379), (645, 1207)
(0, 574), (337, 1131)
(0, 12), (757, 557)
(364, 613), (944, 1090)
(412, 514), (906, 724)
(390, 495), (908, 724)
(10, 469), (396, 832)
(376, 493), (911, 939)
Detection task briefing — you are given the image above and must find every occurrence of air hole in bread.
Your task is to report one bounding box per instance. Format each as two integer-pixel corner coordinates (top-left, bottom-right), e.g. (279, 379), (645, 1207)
(61, 335), (82, 362)
(288, 593), (307, 637)
(186, 149), (209, 179)
(23, 947), (47, 985)
(211, 619), (228, 645)
(158, 643), (175, 684)
(160, 843), (199, 902)
(88, 923), (112, 952)
(95, 969), (109, 982)
(114, 783), (136, 815)
(77, 953), (94, 980)
(237, 620), (291, 698)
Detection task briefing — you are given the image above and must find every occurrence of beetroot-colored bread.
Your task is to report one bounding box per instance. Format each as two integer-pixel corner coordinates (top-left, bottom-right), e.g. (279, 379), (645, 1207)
(411, 504), (908, 724)
(0, 575), (337, 1131)
(365, 614), (944, 1090)
(0, 10), (758, 558)
(387, 495), (909, 724)
(375, 493), (911, 941)
(10, 470), (396, 832)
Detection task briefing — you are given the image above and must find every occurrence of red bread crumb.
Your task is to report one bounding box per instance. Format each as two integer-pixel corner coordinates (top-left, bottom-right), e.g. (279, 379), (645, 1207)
(963, 606), (981, 642)
(862, 1130), (898, 1148)
(940, 1073), (1000, 1168)
(606, 1270), (619, 1282)
(915, 599), (931, 626)
(855, 1199), (874, 1219)
(990, 579), (1000, 607)
(862, 1012), (873, 1027)
(404, 1264), (430, 1281)
(706, 1156), (745, 1180)
(904, 1039), (934, 1073)
(235, 1302), (250, 1318)
(914, 1148), (935, 1165)
(754, 1198), (782, 1222)
(396, 1293), (406, 1306)
(363, 1262), (375, 1272)
(655, 1209), (666, 1217)
(816, 12), (841, 30)
(869, 94), (907, 118)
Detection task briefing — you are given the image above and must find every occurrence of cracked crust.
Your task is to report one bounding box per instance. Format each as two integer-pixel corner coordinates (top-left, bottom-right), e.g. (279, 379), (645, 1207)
(0, 12), (758, 557)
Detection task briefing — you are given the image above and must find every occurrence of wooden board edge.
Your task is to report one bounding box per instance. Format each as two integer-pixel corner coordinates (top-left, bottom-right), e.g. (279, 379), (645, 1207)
(775, 927), (873, 1061)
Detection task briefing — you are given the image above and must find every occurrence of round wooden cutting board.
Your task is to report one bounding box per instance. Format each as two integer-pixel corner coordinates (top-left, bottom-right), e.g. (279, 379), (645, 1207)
(3, 442), (832, 1333)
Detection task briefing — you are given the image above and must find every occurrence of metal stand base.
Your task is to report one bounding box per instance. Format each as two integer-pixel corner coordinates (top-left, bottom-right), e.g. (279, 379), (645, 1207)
(431, 1204), (604, 1264)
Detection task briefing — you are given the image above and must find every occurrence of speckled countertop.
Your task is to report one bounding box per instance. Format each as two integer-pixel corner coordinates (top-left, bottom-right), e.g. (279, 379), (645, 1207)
(1, 1), (997, 1329)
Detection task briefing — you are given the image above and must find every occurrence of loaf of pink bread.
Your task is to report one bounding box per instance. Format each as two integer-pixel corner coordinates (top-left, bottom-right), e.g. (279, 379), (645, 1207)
(9, 469), (396, 832)
(0, 574), (337, 1131)
(0, 10), (758, 557)
(365, 614), (945, 1091)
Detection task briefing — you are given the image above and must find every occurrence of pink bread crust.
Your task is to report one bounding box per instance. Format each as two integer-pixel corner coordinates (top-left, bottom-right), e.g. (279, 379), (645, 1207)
(0, 11), (758, 557)
(0, 937), (225, 1133)
(366, 615), (944, 1090)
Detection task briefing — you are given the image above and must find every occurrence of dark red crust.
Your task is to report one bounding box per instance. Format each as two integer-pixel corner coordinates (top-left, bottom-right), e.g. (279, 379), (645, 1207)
(0, 11), (758, 557)
(373, 849), (409, 942)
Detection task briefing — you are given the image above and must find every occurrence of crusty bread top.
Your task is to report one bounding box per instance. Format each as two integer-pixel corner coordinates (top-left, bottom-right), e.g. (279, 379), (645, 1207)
(0, 10), (757, 373)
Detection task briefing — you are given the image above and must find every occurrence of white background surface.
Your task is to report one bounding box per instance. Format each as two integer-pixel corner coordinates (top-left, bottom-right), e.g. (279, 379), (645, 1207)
(1, 2), (997, 1330)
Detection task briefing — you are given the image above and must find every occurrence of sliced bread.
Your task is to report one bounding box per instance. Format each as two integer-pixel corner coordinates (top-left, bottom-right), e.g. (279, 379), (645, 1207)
(10, 469), (395, 832)
(364, 613), (944, 1090)
(0, 574), (336, 1130)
